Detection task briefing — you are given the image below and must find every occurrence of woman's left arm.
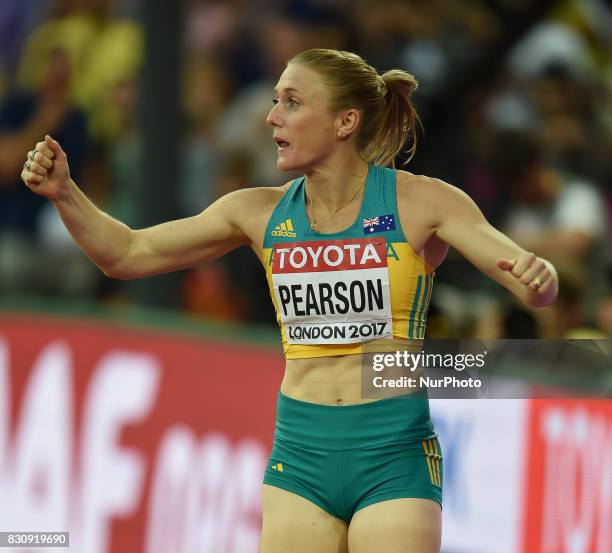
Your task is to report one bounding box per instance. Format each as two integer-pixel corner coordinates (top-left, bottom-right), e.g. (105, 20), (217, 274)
(427, 178), (558, 308)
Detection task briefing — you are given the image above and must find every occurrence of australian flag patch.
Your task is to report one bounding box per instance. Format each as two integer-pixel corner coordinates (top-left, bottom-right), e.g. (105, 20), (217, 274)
(362, 214), (396, 234)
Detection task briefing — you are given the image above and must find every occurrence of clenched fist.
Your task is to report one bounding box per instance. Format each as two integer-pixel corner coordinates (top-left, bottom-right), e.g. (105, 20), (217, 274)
(496, 252), (553, 294)
(20, 135), (71, 201)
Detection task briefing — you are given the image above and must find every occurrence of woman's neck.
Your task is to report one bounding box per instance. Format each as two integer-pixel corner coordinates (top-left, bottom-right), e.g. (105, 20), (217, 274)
(303, 154), (369, 213)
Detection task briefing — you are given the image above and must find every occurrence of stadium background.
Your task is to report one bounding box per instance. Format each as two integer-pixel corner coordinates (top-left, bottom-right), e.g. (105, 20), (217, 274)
(0, 0), (610, 552)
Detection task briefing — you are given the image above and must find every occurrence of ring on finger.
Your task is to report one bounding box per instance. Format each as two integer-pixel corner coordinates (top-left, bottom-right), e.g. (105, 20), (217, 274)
(531, 276), (542, 289)
(28, 149), (37, 161)
(24, 159), (32, 171)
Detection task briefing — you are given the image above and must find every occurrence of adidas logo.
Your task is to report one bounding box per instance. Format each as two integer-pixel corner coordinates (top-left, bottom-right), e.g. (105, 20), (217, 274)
(271, 463), (284, 472)
(271, 219), (297, 238)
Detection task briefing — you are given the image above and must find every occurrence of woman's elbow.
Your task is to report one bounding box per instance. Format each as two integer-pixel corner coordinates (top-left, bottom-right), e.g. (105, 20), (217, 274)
(99, 259), (137, 280)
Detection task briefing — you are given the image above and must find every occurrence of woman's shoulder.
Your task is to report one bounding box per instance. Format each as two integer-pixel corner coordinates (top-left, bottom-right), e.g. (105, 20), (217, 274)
(215, 181), (297, 235)
(395, 169), (450, 188)
(396, 170), (446, 202)
(210, 181), (297, 247)
(395, 170), (465, 204)
(395, 170), (475, 229)
(395, 169), (485, 230)
(223, 180), (295, 210)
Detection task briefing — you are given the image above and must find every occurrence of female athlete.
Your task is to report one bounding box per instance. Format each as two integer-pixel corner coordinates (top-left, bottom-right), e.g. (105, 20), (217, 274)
(21, 49), (557, 553)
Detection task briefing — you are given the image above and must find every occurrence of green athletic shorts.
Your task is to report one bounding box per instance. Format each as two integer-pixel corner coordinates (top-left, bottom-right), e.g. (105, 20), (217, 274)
(263, 390), (443, 522)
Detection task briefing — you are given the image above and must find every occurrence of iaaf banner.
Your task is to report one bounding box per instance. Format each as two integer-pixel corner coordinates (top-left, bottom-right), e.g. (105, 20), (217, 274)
(430, 396), (612, 553)
(522, 398), (612, 553)
(0, 315), (283, 553)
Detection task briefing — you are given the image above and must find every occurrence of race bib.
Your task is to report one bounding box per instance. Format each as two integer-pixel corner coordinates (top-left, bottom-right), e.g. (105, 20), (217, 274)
(271, 238), (392, 344)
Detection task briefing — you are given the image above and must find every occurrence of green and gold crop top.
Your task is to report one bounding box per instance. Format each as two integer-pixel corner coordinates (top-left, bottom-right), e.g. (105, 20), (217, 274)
(261, 164), (434, 359)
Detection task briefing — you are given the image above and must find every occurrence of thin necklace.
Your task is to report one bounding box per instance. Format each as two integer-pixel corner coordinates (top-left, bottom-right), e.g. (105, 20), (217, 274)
(306, 178), (366, 231)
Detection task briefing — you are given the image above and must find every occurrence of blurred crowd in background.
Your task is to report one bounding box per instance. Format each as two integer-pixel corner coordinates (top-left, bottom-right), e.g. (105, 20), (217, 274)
(0, 0), (611, 339)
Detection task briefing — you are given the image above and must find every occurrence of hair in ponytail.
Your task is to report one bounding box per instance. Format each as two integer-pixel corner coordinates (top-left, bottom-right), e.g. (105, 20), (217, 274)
(288, 49), (420, 167)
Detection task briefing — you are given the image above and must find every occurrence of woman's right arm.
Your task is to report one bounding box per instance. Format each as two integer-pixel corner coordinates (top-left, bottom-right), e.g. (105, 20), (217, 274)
(21, 136), (251, 279)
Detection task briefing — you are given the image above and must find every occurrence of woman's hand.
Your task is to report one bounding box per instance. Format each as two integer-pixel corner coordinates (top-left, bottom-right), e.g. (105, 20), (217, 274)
(20, 134), (70, 201)
(497, 252), (554, 294)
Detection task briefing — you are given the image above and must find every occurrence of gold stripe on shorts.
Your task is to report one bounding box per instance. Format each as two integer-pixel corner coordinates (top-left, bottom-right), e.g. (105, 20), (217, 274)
(432, 439), (442, 486)
(421, 439), (442, 487)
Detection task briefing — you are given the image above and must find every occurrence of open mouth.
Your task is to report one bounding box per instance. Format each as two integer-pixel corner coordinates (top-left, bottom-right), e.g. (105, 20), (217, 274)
(274, 138), (290, 149)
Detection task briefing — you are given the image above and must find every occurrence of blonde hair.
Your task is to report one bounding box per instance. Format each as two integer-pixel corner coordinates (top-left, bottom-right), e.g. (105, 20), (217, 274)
(289, 48), (420, 167)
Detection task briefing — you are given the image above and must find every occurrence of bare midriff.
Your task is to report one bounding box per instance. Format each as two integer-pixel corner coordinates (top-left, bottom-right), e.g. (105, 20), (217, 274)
(281, 338), (424, 405)
(282, 355), (373, 405)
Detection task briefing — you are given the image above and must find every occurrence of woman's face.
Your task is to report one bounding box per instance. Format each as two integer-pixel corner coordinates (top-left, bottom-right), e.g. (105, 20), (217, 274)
(266, 63), (338, 172)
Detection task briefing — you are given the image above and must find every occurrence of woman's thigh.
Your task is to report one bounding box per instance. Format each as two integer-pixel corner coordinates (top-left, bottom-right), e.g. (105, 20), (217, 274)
(348, 498), (441, 553)
(259, 484), (349, 553)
